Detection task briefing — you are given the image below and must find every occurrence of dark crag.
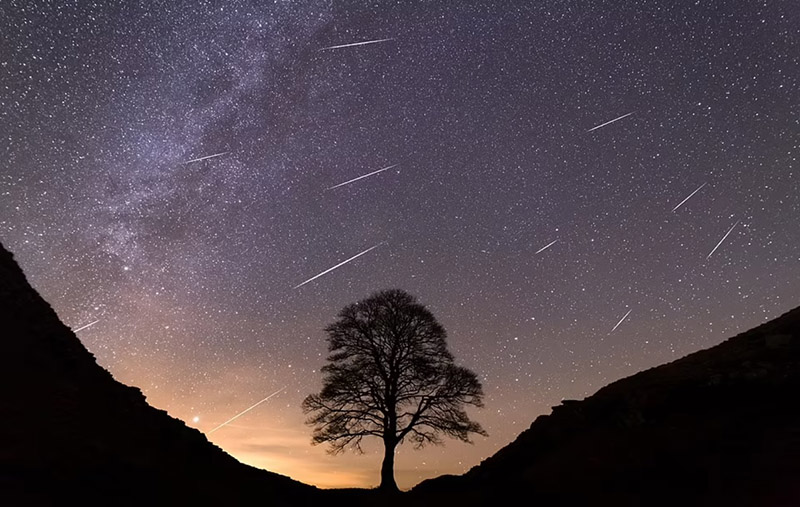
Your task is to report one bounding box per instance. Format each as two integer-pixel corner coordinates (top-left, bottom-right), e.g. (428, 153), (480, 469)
(413, 306), (800, 506)
(0, 242), (319, 506)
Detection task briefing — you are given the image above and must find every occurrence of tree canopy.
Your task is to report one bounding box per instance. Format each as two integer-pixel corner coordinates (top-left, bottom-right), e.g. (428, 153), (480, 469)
(302, 289), (487, 492)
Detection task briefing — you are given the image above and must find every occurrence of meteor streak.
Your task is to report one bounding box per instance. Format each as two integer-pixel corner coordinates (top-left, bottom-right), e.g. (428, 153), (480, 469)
(294, 243), (385, 289)
(73, 319), (100, 333)
(183, 152), (228, 164)
(586, 112), (633, 132)
(326, 164), (398, 190)
(611, 309), (632, 333)
(535, 239), (558, 254)
(706, 220), (740, 260)
(671, 182), (707, 212)
(319, 38), (394, 51)
(208, 387), (287, 434)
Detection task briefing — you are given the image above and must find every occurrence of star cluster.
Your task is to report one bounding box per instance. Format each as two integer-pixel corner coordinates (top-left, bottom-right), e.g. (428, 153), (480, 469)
(1, 0), (797, 489)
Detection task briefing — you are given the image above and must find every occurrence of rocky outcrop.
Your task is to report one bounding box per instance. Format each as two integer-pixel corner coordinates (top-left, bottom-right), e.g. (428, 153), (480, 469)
(413, 306), (800, 506)
(0, 242), (318, 506)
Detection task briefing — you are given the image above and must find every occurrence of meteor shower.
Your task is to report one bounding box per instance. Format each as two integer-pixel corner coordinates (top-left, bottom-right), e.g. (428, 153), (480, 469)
(2, 1), (798, 506)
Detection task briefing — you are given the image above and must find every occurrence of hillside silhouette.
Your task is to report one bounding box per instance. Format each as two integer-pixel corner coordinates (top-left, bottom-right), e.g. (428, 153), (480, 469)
(2, 239), (799, 506)
(413, 306), (800, 506)
(0, 242), (319, 506)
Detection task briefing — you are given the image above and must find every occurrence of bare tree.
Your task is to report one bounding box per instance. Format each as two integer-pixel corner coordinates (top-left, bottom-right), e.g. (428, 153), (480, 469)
(302, 289), (487, 492)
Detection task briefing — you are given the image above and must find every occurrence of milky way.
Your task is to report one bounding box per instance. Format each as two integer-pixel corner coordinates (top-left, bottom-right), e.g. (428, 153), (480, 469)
(2, 1), (798, 489)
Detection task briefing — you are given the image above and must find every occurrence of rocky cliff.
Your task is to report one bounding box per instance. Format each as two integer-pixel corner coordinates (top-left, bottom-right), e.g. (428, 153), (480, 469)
(0, 242), (318, 506)
(413, 306), (800, 506)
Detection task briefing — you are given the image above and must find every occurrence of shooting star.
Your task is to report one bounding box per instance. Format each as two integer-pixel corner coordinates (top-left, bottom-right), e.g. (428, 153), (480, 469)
(586, 112), (633, 133)
(610, 309), (632, 333)
(326, 164), (399, 190)
(294, 242), (385, 289)
(73, 319), (100, 333)
(208, 387), (286, 434)
(183, 151), (228, 164)
(535, 239), (558, 254)
(319, 38), (394, 51)
(706, 220), (740, 260)
(671, 182), (707, 212)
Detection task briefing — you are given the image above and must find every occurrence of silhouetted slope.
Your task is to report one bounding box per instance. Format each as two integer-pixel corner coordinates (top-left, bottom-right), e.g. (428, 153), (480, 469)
(414, 307), (800, 506)
(0, 242), (318, 506)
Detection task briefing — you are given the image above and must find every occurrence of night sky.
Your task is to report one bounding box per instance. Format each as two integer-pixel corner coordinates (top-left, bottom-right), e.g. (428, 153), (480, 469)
(2, 0), (798, 490)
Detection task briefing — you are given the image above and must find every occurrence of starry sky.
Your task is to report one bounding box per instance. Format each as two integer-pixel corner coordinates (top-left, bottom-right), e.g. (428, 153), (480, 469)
(2, 0), (798, 490)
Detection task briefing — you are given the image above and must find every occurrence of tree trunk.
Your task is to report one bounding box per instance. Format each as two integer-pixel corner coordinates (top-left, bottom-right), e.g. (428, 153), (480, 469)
(379, 439), (399, 492)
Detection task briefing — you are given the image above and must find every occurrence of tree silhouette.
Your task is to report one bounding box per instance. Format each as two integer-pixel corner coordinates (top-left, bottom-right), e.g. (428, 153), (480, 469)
(302, 289), (487, 492)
